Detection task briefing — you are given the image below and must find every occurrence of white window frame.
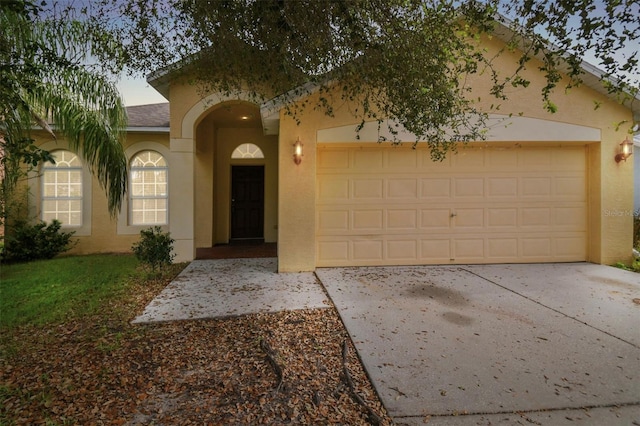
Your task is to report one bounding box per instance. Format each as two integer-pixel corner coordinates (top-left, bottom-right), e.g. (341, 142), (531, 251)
(28, 142), (92, 236)
(117, 142), (170, 235)
(41, 150), (83, 226)
(231, 143), (264, 159)
(129, 150), (168, 226)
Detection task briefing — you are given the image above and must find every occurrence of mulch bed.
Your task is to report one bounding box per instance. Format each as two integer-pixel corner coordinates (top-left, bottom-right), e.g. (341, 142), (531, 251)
(1, 270), (392, 425)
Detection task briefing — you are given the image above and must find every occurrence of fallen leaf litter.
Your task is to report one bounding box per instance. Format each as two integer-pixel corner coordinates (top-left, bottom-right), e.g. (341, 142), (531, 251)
(2, 308), (392, 425)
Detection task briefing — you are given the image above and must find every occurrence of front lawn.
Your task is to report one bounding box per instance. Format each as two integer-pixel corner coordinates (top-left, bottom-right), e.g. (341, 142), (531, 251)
(0, 254), (141, 328)
(0, 255), (391, 425)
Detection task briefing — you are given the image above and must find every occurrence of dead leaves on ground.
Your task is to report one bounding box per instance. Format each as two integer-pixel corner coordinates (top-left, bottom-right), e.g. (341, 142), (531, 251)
(1, 309), (392, 425)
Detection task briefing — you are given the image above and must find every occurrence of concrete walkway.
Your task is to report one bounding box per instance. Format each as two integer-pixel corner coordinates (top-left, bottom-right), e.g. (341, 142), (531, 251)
(317, 263), (640, 425)
(134, 259), (639, 425)
(132, 258), (330, 323)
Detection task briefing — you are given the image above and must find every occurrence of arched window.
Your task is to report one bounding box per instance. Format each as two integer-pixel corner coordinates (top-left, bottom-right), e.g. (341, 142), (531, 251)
(41, 150), (83, 226)
(130, 150), (168, 225)
(231, 143), (264, 159)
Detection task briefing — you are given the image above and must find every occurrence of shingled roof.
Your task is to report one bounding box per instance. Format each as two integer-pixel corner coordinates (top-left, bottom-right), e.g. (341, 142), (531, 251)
(126, 103), (170, 128)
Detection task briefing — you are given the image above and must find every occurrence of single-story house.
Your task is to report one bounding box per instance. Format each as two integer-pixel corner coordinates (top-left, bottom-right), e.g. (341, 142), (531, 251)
(27, 27), (637, 272)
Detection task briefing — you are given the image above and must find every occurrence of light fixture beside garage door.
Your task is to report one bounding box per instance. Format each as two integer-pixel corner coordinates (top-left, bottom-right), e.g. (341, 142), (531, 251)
(615, 137), (634, 163)
(293, 137), (303, 165)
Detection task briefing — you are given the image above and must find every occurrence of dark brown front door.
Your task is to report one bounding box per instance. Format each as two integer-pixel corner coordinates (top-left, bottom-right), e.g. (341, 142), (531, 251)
(231, 165), (264, 243)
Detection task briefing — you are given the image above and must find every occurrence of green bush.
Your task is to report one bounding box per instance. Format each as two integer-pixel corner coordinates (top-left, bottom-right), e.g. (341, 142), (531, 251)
(1, 219), (76, 263)
(131, 226), (175, 272)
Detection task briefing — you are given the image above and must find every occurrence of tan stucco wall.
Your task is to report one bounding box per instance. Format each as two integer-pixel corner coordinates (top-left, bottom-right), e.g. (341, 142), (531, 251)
(274, 35), (634, 271)
(167, 81), (280, 260)
(25, 35), (631, 267)
(25, 131), (171, 256)
(195, 114), (216, 247)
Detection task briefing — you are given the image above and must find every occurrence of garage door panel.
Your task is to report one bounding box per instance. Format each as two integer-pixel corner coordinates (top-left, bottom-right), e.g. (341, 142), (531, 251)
(453, 238), (485, 258)
(488, 238), (519, 258)
(454, 208), (485, 228)
(316, 145), (587, 266)
(453, 150), (486, 168)
(521, 208), (551, 226)
(421, 239), (451, 261)
(352, 179), (384, 199)
(555, 177), (586, 199)
(318, 177), (349, 200)
(353, 150), (383, 169)
(521, 177), (552, 197)
(420, 151), (452, 169)
(421, 178), (451, 198)
(521, 150), (552, 168)
(488, 177), (518, 197)
(521, 238), (552, 257)
(318, 148), (350, 169)
(352, 209), (384, 231)
(318, 210), (349, 232)
(556, 237), (587, 258)
(388, 178), (418, 198)
(488, 208), (518, 227)
(353, 240), (383, 261)
(488, 150), (519, 168)
(454, 177), (485, 198)
(317, 240), (349, 262)
(555, 207), (586, 229)
(388, 150), (418, 168)
(421, 209), (452, 229)
(387, 240), (418, 260)
(387, 209), (417, 229)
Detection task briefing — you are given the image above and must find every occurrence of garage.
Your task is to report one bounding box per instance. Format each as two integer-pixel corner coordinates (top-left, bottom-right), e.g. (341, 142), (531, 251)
(316, 143), (587, 266)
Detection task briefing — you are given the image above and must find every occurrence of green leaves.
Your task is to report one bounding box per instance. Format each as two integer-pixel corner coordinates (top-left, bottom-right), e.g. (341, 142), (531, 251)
(131, 226), (176, 273)
(0, 0), (128, 218)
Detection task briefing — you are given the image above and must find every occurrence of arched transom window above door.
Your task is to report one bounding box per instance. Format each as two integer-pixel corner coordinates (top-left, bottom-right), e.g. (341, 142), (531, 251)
(231, 143), (264, 159)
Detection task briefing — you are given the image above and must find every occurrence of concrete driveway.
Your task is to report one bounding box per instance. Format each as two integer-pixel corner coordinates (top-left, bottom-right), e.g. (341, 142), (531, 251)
(317, 263), (640, 425)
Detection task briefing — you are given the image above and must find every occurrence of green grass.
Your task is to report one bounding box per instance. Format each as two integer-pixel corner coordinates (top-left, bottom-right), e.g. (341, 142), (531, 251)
(0, 254), (141, 328)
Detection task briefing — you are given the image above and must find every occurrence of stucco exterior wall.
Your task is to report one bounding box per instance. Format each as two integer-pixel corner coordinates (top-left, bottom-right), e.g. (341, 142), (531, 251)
(274, 35), (634, 271)
(195, 114), (216, 247)
(25, 131), (170, 256)
(468, 36), (635, 265)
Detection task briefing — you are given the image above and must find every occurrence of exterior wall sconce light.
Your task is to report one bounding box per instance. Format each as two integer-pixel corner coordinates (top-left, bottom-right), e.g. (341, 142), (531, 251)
(615, 137), (633, 163)
(293, 138), (303, 165)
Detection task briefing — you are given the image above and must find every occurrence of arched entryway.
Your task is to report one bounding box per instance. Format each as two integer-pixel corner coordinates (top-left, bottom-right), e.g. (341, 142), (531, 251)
(191, 100), (279, 258)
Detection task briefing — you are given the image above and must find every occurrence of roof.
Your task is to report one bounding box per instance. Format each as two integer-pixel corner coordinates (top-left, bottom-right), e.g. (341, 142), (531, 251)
(147, 17), (639, 134)
(126, 103), (170, 130)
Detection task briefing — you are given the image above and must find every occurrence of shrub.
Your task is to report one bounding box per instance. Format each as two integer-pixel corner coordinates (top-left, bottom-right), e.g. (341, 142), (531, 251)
(1, 219), (76, 263)
(131, 226), (175, 272)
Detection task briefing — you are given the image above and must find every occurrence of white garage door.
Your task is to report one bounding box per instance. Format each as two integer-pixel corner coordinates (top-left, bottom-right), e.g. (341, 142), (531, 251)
(316, 144), (587, 266)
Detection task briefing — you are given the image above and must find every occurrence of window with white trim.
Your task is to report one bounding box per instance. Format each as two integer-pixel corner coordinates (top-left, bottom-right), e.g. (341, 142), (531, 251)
(41, 150), (83, 226)
(231, 143), (264, 159)
(129, 150), (168, 225)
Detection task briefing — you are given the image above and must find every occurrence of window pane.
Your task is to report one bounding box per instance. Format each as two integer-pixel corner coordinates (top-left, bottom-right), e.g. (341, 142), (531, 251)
(130, 151), (168, 225)
(231, 143), (264, 159)
(42, 150), (83, 226)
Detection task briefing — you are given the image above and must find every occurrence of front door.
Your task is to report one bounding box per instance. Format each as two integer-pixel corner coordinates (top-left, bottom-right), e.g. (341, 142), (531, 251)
(231, 165), (265, 243)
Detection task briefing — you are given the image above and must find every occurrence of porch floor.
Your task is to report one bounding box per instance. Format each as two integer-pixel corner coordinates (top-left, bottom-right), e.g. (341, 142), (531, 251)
(195, 243), (277, 259)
